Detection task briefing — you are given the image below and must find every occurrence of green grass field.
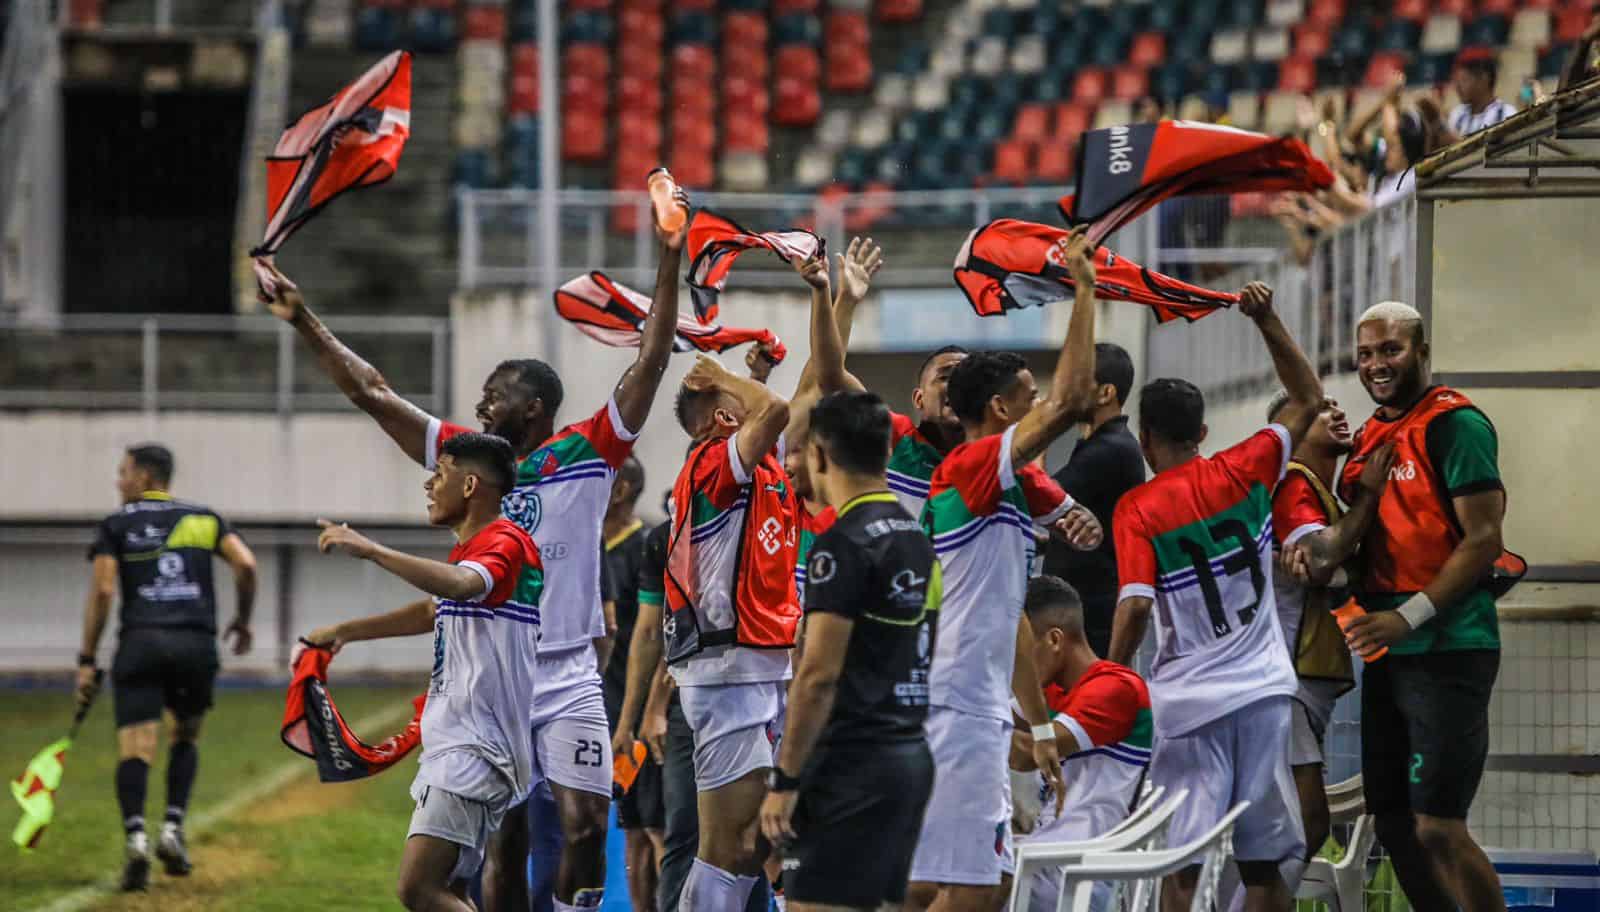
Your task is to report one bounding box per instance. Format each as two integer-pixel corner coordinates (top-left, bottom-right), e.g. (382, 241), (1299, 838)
(0, 684), (422, 912)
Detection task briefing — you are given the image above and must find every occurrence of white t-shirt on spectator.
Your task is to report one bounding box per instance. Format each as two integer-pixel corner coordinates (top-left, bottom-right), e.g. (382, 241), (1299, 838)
(1448, 99), (1516, 138)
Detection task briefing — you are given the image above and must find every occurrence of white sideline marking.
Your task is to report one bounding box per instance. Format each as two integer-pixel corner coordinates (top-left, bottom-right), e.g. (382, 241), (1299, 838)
(29, 701), (418, 912)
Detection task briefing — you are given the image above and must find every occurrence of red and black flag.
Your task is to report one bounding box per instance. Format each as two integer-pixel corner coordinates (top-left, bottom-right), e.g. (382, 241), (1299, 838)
(554, 271), (788, 363)
(686, 210), (824, 322)
(281, 642), (424, 783)
(251, 51), (412, 290)
(954, 219), (1240, 323)
(1058, 121), (1333, 244)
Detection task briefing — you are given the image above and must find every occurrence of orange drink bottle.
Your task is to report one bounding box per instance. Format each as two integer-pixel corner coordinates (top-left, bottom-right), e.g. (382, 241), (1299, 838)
(1332, 598), (1387, 662)
(647, 167), (686, 233)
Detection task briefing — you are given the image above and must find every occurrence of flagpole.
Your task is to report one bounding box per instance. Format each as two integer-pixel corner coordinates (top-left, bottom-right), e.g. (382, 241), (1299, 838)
(536, 0), (561, 379)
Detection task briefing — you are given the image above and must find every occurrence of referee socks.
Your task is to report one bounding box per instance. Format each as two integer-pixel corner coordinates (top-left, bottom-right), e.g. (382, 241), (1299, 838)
(165, 741), (198, 823)
(116, 758), (149, 834)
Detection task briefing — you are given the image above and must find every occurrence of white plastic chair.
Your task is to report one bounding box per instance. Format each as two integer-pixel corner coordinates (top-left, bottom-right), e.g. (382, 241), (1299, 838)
(1006, 786), (1182, 912)
(1056, 801), (1252, 912)
(1295, 775), (1376, 912)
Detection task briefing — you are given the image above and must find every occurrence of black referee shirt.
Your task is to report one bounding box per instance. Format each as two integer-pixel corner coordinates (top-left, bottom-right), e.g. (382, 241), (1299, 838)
(803, 492), (940, 747)
(1043, 415), (1146, 608)
(89, 492), (233, 634)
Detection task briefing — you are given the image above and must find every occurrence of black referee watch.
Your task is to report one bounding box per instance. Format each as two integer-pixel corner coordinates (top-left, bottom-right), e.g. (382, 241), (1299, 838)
(767, 767), (801, 792)
(77, 653), (97, 669)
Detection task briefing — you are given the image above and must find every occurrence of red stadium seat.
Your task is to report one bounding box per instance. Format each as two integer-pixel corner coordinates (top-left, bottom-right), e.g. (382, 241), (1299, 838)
(1112, 66), (1150, 101)
(724, 11), (769, 46)
(617, 74), (663, 114)
(567, 0), (612, 9)
(1307, 0), (1344, 28)
(826, 11), (870, 45)
(1392, 0), (1427, 22)
(1293, 23), (1331, 58)
(776, 45), (822, 83)
(992, 139), (1033, 183)
(847, 182), (895, 231)
(1129, 32), (1167, 68)
(1052, 102), (1092, 138)
(773, 76), (822, 126)
(1072, 68), (1109, 105)
(1278, 55), (1317, 93)
(563, 75), (608, 114)
(1013, 103), (1051, 142)
(1034, 142), (1074, 181)
(1518, 0), (1558, 9)
(1557, 6), (1594, 41)
(620, 0), (663, 10)
(825, 48), (873, 92)
(619, 47), (665, 81)
(773, 0), (820, 14)
(875, 0), (922, 24)
(724, 75), (771, 117)
(618, 110), (663, 153)
(619, 8), (665, 43)
(508, 74), (540, 114)
(722, 111), (770, 152)
(1364, 52), (1408, 88)
(667, 148), (715, 188)
(564, 44), (610, 82)
(725, 45), (771, 81)
(563, 110), (609, 161)
(670, 116), (715, 151)
(463, 5), (506, 40)
(671, 44), (717, 81)
(611, 202), (643, 235)
(1477, 0), (1515, 15)
(511, 42), (538, 79)
(669, 87), (717, 121)
(670, 0), (715, 11)
(1433, 0), (1474, 16)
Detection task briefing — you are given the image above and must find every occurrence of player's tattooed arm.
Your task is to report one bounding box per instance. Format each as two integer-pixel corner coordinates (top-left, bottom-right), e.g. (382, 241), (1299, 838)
(1291, 442), (1397, 585)
(614, 188), (691, 435)
(1011, 226), (1098, 465)
(258, 261), (433, 466)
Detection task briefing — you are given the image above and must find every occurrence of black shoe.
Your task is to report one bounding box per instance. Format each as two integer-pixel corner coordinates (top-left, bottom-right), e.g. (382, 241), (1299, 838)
(156, 823), (193, 876)
(121, 831), (151, 891)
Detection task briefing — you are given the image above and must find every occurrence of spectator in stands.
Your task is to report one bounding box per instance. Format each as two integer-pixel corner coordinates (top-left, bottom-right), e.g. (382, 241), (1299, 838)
(1042, 343), (1144, 658)
(1447, 58), (1517, 139)
(1344, 79), (1438, 207)
(1560, 7), (1600, 91)
(1133, 96), (1163, 125)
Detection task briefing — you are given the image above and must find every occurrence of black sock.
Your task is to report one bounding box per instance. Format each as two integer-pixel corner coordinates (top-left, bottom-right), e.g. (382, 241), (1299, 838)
(165, 741), (198, 825)
(116, 758), (149, 834)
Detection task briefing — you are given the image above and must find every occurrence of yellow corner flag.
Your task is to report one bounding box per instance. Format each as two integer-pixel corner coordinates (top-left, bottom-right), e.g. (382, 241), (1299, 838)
(11, 736), (72, 851)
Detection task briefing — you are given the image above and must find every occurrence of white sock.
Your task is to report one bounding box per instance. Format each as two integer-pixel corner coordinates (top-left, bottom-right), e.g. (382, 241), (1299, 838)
(555, 888), (604, 912)
(681, 858), (755, 912)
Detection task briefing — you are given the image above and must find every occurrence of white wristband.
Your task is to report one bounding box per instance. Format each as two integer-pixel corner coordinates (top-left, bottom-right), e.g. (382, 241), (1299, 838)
(1395, 593), (1436, 630)
(1031, 722), (1058, 743)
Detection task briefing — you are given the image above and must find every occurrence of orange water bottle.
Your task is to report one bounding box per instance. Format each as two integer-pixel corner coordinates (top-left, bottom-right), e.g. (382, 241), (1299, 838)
(647, 167), (687, 233)
(1332, 597), (1387, 662)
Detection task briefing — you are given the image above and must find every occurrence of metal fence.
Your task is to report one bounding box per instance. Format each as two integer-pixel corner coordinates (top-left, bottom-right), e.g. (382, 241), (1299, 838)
(0, 312), (449, 413)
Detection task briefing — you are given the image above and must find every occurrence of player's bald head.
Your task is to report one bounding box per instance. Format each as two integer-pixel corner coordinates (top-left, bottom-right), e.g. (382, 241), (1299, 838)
(1357, 301), (1424, 347)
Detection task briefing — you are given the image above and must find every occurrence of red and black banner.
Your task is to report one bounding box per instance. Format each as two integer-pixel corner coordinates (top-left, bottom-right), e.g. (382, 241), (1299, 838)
(1060, 121), (1333, 244)
(954, 219), (1240, 323)
(281, 642), (424, 783)
(554, 270), (787, 363)
(686, 210), (824, 322)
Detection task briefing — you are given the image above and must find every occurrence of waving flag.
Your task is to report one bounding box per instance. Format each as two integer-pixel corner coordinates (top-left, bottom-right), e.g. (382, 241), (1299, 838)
(686, 210), (824, 322)
(554, 271), (787, 363)
(1058, 121), (1333, 244)
(281, 642), (423, 783)
(10, 674), (100, 851)
(250, 51), (412, 289)
(954, 219), (1240, 323)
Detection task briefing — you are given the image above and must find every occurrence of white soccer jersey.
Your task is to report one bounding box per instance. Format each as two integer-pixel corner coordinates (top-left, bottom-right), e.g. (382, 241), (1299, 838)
(1448, 99), (1515, 138)
(923, 424), (1072, 722)
(428, 397), (637, 653)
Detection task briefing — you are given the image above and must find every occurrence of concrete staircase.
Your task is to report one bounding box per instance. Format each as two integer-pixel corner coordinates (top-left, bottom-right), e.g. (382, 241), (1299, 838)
(269, 45), (459, 315)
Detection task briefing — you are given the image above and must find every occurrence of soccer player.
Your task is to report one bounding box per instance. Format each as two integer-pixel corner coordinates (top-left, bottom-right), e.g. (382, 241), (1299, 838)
(910, 226), (1103, 912)
(311, 432), (540, 912)
(662, 349), (797, 912)
(1337, 301), (1510, 912)
(759, 390), (941, 912)
(1265, 391), (1393, 863)
(601, 457), (665, 911)
(76, 443), (258, 891)
(260, 199), (687, 912)
(1108, 281), (1321, 911)
(1009, 575), (1152, 912)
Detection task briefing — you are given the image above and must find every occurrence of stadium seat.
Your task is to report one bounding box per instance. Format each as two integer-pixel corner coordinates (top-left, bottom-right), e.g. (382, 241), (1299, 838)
(1211, 28), (1251, 65)
(1010, 34), (1047, 75)
(776, 44), (822, 82)
(1293, 23), (1331, 57)
(1031, 69), (1071, 103)
(1557, 7), (1594, 43)
(1112, 65), (1150, 100)
(912, 72), (949, 110)
(563, 110), (609, 161)
(1151, 62), (1190, 100)
(773, 13), (822, 45)
(671, 43), (716, 80)
(1421, 14), (1462, 54)
(508, 74), (540, 113)
(1253, 27), (1290, 62)
(620, 7), (666, 42)
(793, 147), (834, 187)
(1432, 0), (1473, 16)
(772, 0), (819, 11)
(1034, 140), (1073, 181)
(723, 11), (767, 45)
(723, 111), (769, 152)
(1391, 0), (1427, 22)
(825, 10), (869, 44)
(992, 139), (1033, 183)
(1510, 10), (1551, 49)
(564, 44), (610, 82)
(1052, 101), (1092, 138)
(1377, 18), (1421, 53)
(563, 74), (607, 112)
(1364, 52), (1407, 88)
(670, 0), (715, 11)
(874, 72), (910, 109)
(773, 75), (822, 125)
(1129, 32), (1167, 67)
(1013, 102), (1051, 141)
(852, 109), (893, 146)
(1463, 15), (1509, 48)
(721, 152), (769, 191)
(1538, 42), (1570, 79)
(971, 36), (1008, 76)
(1409, 51), (1456, 85)
(725, 44), (770, 81)
(616, 74), (661, 114)
(564, 11), (616, 45)
(818, 108), (854, 147)
(354, 6), (401, 49)
(1260, 90), (1302, 133)
(1306, 0), (1342, 28)
(1090, 34), (1132, 69)
(1091, 98), (1132, 129)
(1177, 93), (1209, 120)
(462, 4), (505, 41)
(1072, 67), (1109, 105)
(723, 75), (769, 116)
(1227, 90), (1260, 127)
(667, 146), (715, 188)
(876, 0), (922, 24)
(826, 51), (873, 92)
(409, 7), (458, 53)
(453, 148), (494, 189)
(668, 10), (716, 43)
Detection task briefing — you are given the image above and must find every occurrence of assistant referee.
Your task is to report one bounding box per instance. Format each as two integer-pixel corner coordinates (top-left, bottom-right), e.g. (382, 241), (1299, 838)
(76, 444), (258, 891)
(759, 391), (940, 912)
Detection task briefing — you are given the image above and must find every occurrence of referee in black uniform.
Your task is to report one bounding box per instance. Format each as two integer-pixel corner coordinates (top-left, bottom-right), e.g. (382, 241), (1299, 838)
(759, 391), (940, 911)
(75, 444), (258, 891)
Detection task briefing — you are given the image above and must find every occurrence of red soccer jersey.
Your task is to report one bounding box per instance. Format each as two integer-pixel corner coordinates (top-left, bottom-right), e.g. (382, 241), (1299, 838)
(1271, 472), (1331, 551)
(448, 518), (541, 607)
(1027, 661), (1153, 842)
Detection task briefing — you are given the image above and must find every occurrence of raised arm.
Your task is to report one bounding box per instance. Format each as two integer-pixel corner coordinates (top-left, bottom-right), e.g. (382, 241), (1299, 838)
(1291, 442), (1396, 584)
(316, 520), (490, 602)
(1009, 227), (1098, 465)
(683, 355), (790, 476)
(792, 238), (880, 399)
(614, 196), (691, 433)
(1239, 282), (1322, 451)
(260, 262), (433, 465)
(217, 532), (258, 656)
(1345, 75), (1404, 148)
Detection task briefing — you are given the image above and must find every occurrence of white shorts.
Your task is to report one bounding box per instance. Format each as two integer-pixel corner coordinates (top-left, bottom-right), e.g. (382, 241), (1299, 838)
(1149, 696), (1305, 865)
(529, 645), (613, 798)
(1024, 870), (1110, 912)
(1289, 679), (1344, 767)
(909, 706), (1014, 887)
(408, 784), (504, 883)
(678, 680), (786, 791)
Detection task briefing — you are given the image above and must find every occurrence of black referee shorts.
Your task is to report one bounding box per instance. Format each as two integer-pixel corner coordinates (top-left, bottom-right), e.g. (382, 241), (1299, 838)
(1362, 649), (1499, 820)
(112, 628), (220, 728)
(783, 740), (934, 908)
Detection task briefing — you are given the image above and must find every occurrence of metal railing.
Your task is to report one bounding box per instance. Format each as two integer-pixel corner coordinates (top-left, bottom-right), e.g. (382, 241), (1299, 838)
(1148, 195), (1418, 405)
(0, 312), (450, 413)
